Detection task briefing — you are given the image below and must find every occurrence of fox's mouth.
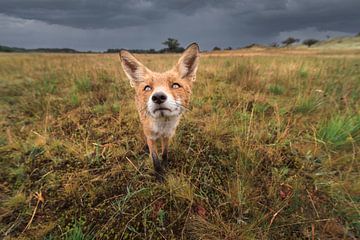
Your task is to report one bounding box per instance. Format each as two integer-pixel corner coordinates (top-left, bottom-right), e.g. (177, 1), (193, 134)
(153, 108), (171, 113)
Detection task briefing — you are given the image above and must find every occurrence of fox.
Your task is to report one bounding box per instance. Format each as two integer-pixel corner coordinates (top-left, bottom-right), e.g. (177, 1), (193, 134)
(119, 43), (200, 181)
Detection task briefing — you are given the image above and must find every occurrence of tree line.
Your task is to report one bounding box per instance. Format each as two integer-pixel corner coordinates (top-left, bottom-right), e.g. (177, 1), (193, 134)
(105, 38), (185, 53)
(2, 34), (359, 53)
(0, 38), (185, 53)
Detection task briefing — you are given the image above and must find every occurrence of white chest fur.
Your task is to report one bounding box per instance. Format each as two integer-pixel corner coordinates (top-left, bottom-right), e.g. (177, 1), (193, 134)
(150, 116), (180, 140)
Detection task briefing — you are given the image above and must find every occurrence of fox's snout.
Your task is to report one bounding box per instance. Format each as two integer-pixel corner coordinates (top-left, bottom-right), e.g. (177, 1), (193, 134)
(151, 92), (167, 104)
(147, 88), (179, 118)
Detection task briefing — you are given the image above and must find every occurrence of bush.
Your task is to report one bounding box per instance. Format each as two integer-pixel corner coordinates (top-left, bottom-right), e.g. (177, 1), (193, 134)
(282, 37), (300, 46)
(303, 39), (319, 47)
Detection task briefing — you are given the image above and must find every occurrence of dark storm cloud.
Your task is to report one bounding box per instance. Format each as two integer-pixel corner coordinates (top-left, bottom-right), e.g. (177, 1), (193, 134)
(239, 0), (360, 35)
(0, 0), (359, 50)
(1, 0), (216, 28)
(2, 0), (358, 30)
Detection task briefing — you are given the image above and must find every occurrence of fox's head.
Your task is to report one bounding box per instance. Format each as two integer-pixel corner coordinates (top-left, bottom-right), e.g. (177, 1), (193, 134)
(119, 43), (200, 119)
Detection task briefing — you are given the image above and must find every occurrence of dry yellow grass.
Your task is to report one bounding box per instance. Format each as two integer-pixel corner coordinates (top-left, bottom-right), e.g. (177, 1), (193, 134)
(0, 48), (359, 239)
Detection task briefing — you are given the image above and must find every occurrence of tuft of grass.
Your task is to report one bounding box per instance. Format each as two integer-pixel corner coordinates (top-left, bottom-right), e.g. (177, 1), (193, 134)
(293, 95), (323, 114)
(111, 103), (120, 113)
(299, 68), (309, 79)
(3, 192), (26, 209)
(167, 174), (194, 202)
(75, 77), (92, 93)
(268, 84), (285, 95)
(9, 165), (26, 188)
(34, 74), (59, 95)
(225, 62), (263, 91)
(111, 186), (148, 213)
(91, 104), (107, 114)
(253, 102), (272, 114)
(69, 92), (80, 107)
(64, 220), (93, 240)
(317, 115), (360, 148)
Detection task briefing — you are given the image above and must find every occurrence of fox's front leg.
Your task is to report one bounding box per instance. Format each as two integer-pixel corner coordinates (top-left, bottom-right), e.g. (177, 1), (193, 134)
(161, 137), (169, 167)
(147, 138), (164, 181)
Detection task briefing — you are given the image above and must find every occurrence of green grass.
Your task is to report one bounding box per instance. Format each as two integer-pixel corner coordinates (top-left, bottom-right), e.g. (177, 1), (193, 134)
(0, 50), (359, 239)
(268, 84), (285, 95)
(75, 77), (92, 93)
(293, 95), (323, 114)
(317, 115), (360, 148)
(64, 220), (93, 240)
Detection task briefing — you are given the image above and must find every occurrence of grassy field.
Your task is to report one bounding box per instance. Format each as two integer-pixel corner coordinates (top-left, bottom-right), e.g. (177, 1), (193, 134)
(0, 49), (359, 239)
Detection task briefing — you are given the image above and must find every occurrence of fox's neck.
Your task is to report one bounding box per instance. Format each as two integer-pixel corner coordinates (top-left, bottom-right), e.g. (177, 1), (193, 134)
(149, 115), (181, 140)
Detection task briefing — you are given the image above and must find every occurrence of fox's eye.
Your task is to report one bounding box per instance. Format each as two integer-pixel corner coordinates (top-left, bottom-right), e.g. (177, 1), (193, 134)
(144, 85), (152, 91)
(172, 83), (181, 89)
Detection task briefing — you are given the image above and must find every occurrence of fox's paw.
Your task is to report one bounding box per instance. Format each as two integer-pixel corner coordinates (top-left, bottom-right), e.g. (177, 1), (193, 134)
(154, 170), (165, 183)
(154, 167), (165, 183)
(161, 158), (169, 169)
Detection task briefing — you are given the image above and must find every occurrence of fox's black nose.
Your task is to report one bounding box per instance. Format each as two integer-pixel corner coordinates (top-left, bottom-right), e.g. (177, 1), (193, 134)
(152, 92), (167, 104)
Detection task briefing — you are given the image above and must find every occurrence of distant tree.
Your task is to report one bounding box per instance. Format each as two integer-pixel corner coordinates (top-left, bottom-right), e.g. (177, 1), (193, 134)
(356, 32), (360, 37)
(282, 37), (300, 46)
(212, 46), (221, 51)
(303, 39), (319, 47)
(224, 46), (232, 50)
(162, 38), (181, 52)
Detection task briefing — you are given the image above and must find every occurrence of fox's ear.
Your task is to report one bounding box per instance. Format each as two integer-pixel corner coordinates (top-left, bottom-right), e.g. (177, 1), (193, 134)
(119, 50), (150, 87)
(176, 42), (200, 81)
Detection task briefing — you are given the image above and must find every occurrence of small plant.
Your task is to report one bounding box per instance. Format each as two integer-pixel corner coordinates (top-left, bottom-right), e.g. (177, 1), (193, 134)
(111, 186), (148, 213)
(157, 209), (166, 227)
(70, 92), (80, 106)
(91, 104), (106, 114)
(64, 220), (93, 240)
(90, 143), (102, 165)
(3, 192), (26, 209)
(39, 77), (58, 95)
(299, 68), (308, 79)
(111, 103), (120, 113)
(75, 77), (92, 93)
(268, 84), (285, 95)
(253, 102), (272, 114)
(293, 96), (323, 114)
(317, 115), (360, 148)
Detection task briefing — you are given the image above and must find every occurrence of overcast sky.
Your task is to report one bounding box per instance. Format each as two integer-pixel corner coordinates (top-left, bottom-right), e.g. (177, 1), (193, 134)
(0, 0), (359, 51)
